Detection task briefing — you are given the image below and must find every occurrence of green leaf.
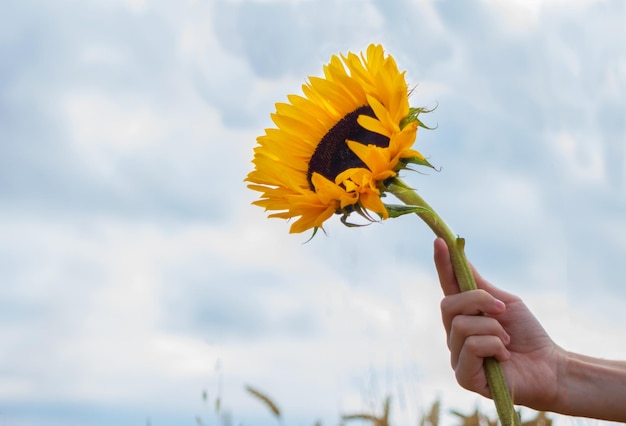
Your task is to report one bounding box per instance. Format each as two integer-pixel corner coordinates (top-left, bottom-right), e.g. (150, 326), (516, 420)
(384, 203), (432, 218)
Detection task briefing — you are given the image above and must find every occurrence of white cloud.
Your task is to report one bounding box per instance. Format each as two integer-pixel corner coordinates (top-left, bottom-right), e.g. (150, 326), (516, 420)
(547, 130), (607, 184)
(64, 91), (163, 151)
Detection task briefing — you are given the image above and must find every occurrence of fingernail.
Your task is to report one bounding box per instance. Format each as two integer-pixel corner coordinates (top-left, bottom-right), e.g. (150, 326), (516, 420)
(494, 299), (506, 312)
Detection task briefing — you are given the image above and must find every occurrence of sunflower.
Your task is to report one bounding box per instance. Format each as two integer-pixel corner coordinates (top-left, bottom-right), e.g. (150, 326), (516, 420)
(246, 44), (432, 234)
(244, 44), (520, 426)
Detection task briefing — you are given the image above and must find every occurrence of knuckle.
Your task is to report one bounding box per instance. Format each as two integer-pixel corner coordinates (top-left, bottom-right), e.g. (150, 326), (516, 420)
(464, 335), (484, 353)
(475, 289), (495, 304)
(440, 296), (454, 313)
(450, 315), (473, 336)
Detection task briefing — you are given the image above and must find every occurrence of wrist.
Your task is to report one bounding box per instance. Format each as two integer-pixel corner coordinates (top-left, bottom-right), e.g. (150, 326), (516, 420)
(556, 351), (626, 421)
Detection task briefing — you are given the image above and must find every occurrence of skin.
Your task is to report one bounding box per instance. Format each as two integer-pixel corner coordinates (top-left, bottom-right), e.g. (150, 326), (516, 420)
(433, 237), (626, 422)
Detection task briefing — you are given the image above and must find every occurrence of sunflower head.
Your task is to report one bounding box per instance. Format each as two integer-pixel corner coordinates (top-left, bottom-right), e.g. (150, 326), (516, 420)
(245, 44), (433, 235)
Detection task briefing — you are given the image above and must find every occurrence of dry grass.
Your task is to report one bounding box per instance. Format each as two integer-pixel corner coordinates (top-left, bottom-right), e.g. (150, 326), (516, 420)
(243, 388), (553, 426)
(197, 385), (553, 426)
(245, 385), (282, 419)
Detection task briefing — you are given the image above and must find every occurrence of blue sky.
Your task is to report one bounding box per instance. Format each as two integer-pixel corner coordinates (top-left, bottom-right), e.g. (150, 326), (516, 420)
(1, 0), (625, 425)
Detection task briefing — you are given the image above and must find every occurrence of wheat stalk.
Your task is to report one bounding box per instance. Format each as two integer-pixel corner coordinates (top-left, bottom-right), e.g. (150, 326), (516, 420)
(245, 385), (281, 419)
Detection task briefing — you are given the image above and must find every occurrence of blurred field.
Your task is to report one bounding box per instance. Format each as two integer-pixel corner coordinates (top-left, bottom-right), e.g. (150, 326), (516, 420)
(194, 385), (552, 426)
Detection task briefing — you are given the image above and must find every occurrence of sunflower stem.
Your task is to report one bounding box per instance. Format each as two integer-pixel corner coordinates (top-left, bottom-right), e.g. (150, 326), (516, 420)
(386, 177), (521, 426)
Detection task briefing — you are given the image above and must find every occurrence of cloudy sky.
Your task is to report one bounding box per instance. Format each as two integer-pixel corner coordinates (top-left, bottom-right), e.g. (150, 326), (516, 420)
(1, 0), (625, 425)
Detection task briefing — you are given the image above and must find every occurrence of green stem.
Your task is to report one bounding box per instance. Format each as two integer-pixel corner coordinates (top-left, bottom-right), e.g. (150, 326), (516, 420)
(387, 177), (521, 426)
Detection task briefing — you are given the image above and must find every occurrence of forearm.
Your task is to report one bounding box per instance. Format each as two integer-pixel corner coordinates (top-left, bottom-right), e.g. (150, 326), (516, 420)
(569, 352), (626, 371)
(556, 352), (626, 421)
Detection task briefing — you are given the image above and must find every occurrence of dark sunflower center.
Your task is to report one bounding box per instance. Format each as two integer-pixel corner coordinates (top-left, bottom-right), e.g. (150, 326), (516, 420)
(306, 105), (390, 190)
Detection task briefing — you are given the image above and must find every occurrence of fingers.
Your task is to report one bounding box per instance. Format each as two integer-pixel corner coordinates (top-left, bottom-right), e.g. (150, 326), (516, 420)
(442, 290), (510, 367)
(439, 289), (511, 396)
(433, 237), (485, 296)
(448, 315), (511, 367)
(433, 238), (516, 304)
(434, 238), (459, 296)
(455, 334), (510, 396)
(440, 289), (507, 336)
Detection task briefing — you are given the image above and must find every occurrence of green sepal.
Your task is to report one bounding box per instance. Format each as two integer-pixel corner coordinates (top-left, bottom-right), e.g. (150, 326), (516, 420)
(384, 203), (432, 218)
(340, 215), (369, 228)
(302, 227), (321, 244)
(338, 203), (376, 228)
(384, 176), (413, 190)
(401, 156), (435, 169)
(399, 105), (438, 130)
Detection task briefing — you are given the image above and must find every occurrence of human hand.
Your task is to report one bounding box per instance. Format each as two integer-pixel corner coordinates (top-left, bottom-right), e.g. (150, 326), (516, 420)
(433, 238), (565, 412)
